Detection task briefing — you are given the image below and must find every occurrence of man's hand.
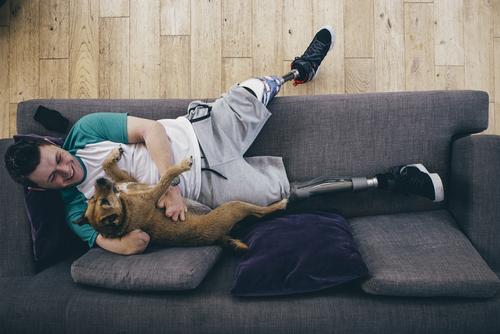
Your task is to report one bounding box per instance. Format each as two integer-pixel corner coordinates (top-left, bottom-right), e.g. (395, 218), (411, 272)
(157, 186), (187, 221)
(96, 229), (150, 255)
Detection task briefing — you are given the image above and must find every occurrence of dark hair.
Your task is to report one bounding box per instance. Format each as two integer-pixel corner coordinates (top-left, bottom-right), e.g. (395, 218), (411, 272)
(4, 139), (50, 187)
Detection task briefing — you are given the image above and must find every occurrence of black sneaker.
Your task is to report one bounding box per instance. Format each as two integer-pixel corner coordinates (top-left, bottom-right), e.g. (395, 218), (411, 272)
(291, 25), (335, 85)
(381, 164), (444, 202)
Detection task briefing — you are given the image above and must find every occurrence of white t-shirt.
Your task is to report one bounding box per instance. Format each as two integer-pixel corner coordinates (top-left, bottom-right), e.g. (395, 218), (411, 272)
(75, 116), (201, 201)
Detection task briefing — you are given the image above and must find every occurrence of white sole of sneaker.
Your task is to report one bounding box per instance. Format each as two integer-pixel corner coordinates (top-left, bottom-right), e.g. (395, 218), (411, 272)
(405, 163), (445, 203)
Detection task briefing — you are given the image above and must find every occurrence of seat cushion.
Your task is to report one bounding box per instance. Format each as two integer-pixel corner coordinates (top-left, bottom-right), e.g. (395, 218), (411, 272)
(71, 245), (222, 291)
(349, 210), (500, 298)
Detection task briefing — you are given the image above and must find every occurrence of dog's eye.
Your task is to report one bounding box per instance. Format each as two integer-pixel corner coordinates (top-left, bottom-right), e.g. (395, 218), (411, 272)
(100, 198), (110, 206)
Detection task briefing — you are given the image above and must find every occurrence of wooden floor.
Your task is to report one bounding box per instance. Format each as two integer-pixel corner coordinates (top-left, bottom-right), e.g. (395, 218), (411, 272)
(0, 0), (499, 138)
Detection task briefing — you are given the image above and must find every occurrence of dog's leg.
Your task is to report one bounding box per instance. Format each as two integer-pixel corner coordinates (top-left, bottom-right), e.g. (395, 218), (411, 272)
(103, 147), (138, 183)
(146, 157), (193, 202)
(218, 235), (249, 253)
(199, 199), (288, 238)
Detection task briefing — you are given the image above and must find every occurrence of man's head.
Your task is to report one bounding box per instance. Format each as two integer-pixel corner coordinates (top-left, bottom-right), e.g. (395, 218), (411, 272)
(4, 138), (84, 190)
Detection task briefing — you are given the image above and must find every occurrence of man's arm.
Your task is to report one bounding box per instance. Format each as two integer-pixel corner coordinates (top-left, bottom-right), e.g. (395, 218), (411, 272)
(126, 116), (186, 221)
(95, 230), (150, 255)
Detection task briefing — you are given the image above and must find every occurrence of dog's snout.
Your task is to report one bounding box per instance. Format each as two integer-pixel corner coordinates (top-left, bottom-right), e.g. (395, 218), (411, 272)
(96, 177), (112, 188)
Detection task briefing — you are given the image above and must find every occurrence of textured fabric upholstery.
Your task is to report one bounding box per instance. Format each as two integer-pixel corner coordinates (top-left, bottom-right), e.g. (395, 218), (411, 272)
(71, 246), (222, 291)
(449, 135), (500, 272)
(1, 256), (500, 334)
(16, 90), (488, 218)
(0, 139), (35, 277)
(350, 210), (500, 298)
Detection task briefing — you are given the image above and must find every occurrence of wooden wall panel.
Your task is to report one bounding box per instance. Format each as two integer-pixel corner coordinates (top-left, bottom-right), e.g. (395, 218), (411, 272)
(435, 66), (465, 90)
(374, 0), (405, 92)
(100, 0), (129, 17)
(130, 0), (160, 98)
(160, 35), (190, 98)
(222, 58), (252, 92)
(40, 59), (69, 98)
(434, 0), (464, 66)
(0, 26), (9, 138)
(345, 58), (375, 93)
(283, 0), (313, 61)
(190, 0), (221, 98)
(344, 0), (373, 58)
(9, 0), (39, 103)
(404, 3), (435, 90)
(69, 0), (99, 98)
(253, 0), (283, 76)
(161, 0), (190, 35)
(222, 0), (252, 57)
(99, 18), (129, 98)
(40, 0), (69, 59)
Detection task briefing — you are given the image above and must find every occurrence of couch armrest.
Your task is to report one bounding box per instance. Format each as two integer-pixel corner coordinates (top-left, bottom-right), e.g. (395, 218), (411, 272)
(0, 139), (35, 277)
(448, 135), (500, 272)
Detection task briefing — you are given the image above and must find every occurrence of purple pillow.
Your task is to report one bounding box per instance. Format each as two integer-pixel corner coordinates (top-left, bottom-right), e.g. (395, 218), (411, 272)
(230, 211), (369, 297)
(14, 134), (84, 268)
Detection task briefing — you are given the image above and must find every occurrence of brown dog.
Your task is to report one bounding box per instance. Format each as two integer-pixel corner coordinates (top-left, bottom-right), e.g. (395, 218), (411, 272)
(76, 147), (287, 252)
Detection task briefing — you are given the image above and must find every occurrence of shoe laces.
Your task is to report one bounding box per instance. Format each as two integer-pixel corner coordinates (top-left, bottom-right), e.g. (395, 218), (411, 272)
(299, 41), (329, 65)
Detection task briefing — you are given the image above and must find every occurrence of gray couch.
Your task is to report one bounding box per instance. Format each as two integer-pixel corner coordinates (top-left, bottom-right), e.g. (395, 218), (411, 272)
(1, 90), (500, 333)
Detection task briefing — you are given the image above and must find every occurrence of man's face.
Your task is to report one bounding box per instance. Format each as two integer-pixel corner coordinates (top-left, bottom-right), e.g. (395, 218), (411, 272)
(28, 144), (84, 189)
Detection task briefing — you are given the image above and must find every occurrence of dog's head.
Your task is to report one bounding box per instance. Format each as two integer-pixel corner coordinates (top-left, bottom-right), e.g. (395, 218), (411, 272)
(75, 177), (126, 238)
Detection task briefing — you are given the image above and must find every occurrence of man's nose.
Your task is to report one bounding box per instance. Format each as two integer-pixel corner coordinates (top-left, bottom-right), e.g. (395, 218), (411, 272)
(56, 163), (71, 176)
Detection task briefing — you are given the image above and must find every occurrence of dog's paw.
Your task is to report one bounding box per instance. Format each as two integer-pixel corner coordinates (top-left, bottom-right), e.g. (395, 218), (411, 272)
(180, 156), (193, 170)
(109, 146), (124, 162)
(230, 239), (249, 253)
(279, 198), (288, 210)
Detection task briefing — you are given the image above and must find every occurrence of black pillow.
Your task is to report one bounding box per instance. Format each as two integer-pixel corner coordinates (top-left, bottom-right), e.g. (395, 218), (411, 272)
(230, 211), (369, 297)
(14, 134), (85, 270)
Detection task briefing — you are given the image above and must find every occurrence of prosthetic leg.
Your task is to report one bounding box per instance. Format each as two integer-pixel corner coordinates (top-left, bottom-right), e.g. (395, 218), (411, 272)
(288, 176), (379, 203)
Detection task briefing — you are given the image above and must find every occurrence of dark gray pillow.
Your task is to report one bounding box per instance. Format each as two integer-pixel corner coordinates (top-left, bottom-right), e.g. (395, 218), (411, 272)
(71, 199), (222, 291)
(71, 245), (222, 291)
(349, 210), (500, 298)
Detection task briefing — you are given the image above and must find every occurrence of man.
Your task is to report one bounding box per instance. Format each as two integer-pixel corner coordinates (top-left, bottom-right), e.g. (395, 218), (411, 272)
(4, 26), (444, 255)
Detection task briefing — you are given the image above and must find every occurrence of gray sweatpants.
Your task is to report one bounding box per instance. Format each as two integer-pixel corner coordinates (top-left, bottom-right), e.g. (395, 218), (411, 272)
(185, 85), (290, 208)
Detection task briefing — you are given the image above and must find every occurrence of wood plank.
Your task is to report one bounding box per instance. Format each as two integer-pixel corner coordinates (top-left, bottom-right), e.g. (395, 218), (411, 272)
(69, 0), (99, 98)
(283, 0), (313, 61)
(464, 0), (493, 100)
(345, 58), (375, 93)
(99, 18), (129, 98)
(404, 3), (435, 90)
(281, 61), (314, 96)
(494, 0), (500, 37)
(9, 0), (39, 103)
(434, 0), (464, 66)
(495, 38), (500, 104)
(9, 103), (16, 136)
(313, 0), (344, 94)
(40, 59), (69, 98)
(222, 57), (252, 92)
(0, 26), (8, 138)
(40, 0), (69, 59)
(253, 0), (283, 76)
(161, 0), (190, 35)
(100, 0), (129, 17)
(344, 0), (373, 58)
(374, 0), (405, 92)
(160, 35), (190, 98)
(0, 0), (10, 26)
(222, 0), (252, 57)
(496, 103), (500, 135)
(435, 66), (465, 90)
(130, 0), (160, 98)
(190, 0), (221, 98)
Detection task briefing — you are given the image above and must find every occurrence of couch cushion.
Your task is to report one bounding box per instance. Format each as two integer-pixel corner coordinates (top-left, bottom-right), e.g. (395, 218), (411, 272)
(349, 210), (500, 298)
(230, 211), (369, 296)
(71, 245), (222, 291)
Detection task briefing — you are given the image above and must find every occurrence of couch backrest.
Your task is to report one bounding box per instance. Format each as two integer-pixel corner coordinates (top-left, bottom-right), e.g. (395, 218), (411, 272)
(16, 90), (488, 218)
